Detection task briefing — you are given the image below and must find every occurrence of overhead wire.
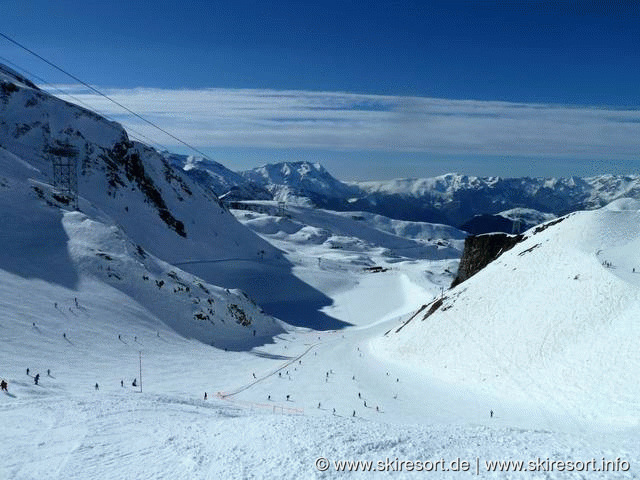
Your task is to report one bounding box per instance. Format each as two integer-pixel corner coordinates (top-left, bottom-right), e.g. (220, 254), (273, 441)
(0, 55), (171, 152)
(0, 31), (211, 160)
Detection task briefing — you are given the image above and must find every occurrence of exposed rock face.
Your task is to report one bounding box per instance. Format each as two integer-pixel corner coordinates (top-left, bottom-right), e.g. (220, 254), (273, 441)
(451, 232), (523, 287)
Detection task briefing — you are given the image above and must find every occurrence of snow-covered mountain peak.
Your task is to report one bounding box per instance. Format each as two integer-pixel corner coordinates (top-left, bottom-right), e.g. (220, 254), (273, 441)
(240, 161), (359, 205)
(245, 161), (331, 185)
(1, 66), (125, 163)
(541, 175), (589, 191)
(141, 147), (640, 231)
(167, 152), (272, 201)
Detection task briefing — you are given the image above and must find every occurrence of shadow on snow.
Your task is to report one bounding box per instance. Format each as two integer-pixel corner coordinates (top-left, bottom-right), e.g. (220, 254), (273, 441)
(181, 259), (352, 331)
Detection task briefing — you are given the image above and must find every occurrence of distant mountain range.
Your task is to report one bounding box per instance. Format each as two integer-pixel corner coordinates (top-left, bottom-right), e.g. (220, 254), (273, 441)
(353, 173), (640, 228)
(170, 155), (640, 232)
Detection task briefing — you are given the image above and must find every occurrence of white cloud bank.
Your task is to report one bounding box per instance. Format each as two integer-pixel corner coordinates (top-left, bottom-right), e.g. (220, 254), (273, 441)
(51, 85), (640, 159)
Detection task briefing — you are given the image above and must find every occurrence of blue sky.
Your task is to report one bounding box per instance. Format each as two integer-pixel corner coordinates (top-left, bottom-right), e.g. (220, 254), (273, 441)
(1, 1), (639, 180)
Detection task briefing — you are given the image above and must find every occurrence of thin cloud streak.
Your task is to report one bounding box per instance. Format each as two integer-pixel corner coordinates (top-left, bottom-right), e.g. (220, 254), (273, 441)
(51, 85), (640, 159)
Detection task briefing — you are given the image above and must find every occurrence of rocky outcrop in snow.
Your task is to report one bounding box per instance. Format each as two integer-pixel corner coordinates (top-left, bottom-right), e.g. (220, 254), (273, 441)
(450, 232), (522, 287)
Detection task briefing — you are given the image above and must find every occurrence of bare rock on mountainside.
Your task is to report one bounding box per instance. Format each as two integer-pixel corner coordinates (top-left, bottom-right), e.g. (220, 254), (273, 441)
(451, 232), (523, 287)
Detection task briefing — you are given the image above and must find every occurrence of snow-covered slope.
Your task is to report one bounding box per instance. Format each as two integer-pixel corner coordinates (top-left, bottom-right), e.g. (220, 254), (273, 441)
(374, 204), (640, 427)
(345, 211), (467, 244)
(2, 63), (639, 479)
(227, 201), (463, 329)
(4, 144), (636, 478)
(235, 202), (465, 258)
(0, 147), (284, 349)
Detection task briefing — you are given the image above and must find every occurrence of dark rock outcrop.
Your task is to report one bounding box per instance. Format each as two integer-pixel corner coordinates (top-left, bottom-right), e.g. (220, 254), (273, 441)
(459, 214), (517, 235)
(451, 233), (523, 287)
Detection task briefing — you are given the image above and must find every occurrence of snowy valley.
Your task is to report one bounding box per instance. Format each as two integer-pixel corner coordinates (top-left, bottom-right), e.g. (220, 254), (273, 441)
(1, 64), (639, 479)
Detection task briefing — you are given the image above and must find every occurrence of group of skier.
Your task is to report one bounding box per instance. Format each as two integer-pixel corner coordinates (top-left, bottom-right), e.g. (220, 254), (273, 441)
(1, 367), (51, 393)
(25, 368), (43, 384)
(2, 368), (140, 393)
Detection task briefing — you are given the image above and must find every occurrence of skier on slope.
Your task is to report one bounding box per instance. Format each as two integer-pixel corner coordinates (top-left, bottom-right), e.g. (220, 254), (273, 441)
(1, 379), (7, 392)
